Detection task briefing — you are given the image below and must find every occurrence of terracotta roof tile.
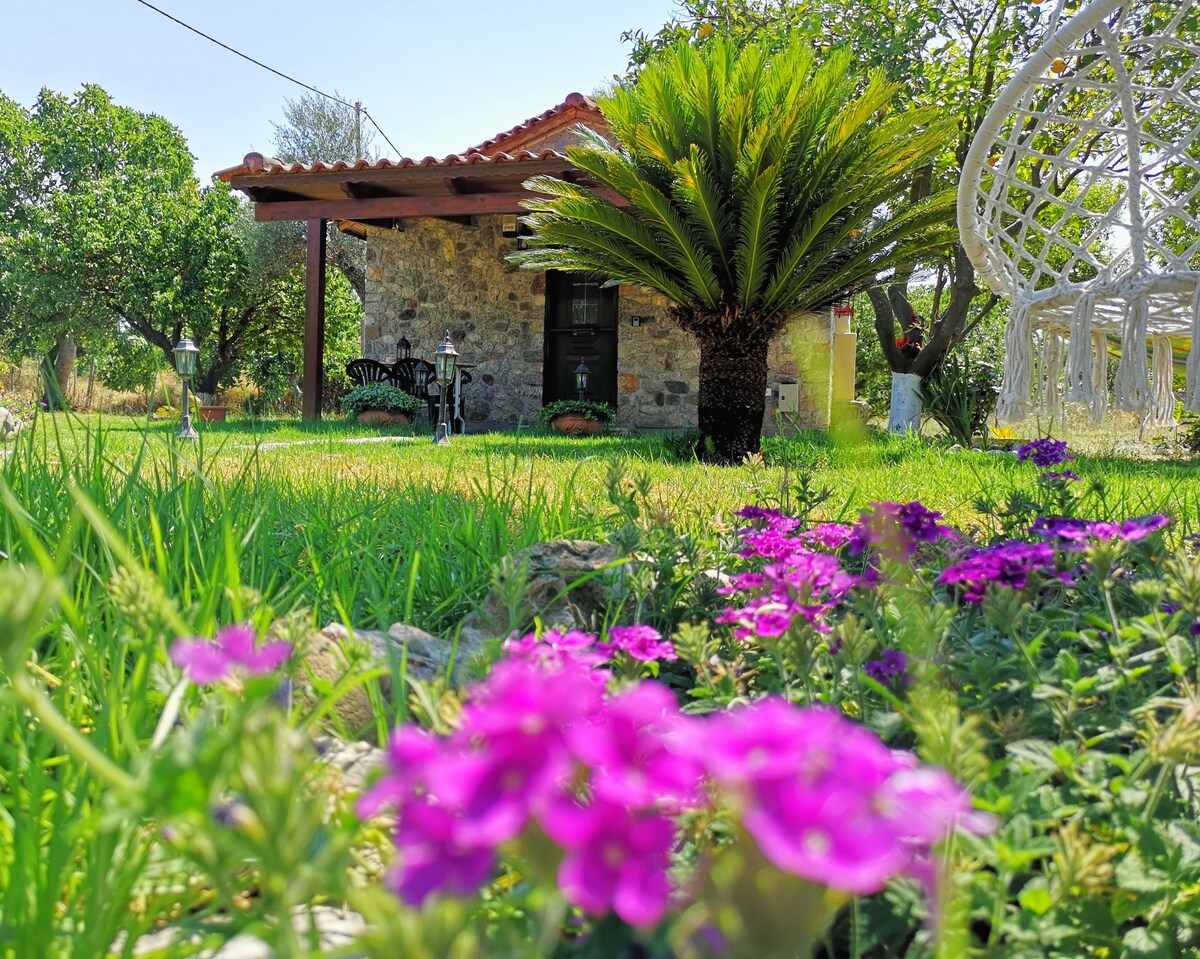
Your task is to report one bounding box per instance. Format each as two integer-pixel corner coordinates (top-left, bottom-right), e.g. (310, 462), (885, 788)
(464, 91), (604, 157)
(215, 148), (570, 182)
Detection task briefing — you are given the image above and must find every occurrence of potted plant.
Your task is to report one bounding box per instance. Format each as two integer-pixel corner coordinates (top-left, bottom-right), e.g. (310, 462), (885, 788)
(537, 399), (615, 436)
(340, 382), (424, 426)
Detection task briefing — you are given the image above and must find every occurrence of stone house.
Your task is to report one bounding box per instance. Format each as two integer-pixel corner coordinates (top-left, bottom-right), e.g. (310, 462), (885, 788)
(218, 95), (853, 430)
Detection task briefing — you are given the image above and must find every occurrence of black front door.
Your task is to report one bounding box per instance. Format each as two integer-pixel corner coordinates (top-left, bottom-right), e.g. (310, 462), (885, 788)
(543, 272), (617, 408)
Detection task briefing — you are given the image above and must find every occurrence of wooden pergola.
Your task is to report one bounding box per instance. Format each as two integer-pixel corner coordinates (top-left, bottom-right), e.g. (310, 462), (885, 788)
(215, 94), (620, 418)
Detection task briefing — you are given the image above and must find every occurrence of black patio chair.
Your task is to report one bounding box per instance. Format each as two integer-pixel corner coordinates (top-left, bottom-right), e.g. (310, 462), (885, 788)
(345, 359), (395, 386)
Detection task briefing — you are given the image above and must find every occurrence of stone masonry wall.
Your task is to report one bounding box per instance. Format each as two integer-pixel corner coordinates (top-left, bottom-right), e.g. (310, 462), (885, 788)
(364, 216), (831, 432)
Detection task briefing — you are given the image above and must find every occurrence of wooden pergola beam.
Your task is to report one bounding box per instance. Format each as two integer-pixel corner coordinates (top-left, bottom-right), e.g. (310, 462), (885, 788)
(302, 217), (327, 421)
(251, 187), (628, 223)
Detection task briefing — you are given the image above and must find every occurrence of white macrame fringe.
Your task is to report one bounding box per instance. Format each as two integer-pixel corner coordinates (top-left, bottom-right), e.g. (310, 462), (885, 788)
(1186, 285), (1200, 413)
(1090, 330), (1109, 424)
(1063, 294), (1096, 406)
(996, 304), (1033, 423)
(1144, 335), (1178, 429)
(1113, 298), (1150, 413)
(1039, 333), (1064, 422)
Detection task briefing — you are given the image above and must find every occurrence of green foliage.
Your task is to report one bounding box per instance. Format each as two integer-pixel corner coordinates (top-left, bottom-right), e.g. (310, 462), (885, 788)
(0, 85), (307, 397)
(536, 399), (616, 427)
(515, 36), (955, 329)
(340, 382), (423, 416)
(921, 350), (1001, 446)
(2, 417), (1199, 956)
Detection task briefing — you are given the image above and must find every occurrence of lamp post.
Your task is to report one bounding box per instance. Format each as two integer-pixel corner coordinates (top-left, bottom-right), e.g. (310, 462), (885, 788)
(433, 330), (459, 445)
(173, 336), (200, 440)
(574, 359), (590, 402)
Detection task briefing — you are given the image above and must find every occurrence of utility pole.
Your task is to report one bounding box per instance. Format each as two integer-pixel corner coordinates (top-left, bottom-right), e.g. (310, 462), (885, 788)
(354, 100), (362, 160)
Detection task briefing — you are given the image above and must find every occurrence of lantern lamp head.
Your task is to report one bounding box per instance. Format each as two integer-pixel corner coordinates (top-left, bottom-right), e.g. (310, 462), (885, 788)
(173, 336), (200, 378)
(397, 336), (412, 360)
(434, 330), (459, 386)
(573, 359), (590, 394)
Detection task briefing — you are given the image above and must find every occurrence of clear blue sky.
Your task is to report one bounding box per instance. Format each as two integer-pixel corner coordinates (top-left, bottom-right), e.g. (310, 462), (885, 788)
(0, 0), (680, 181)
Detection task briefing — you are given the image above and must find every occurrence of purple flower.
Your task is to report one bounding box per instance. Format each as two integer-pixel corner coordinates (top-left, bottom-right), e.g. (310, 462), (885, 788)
(848, 501), (952, 562)
(938, 541), (1058, 603)
(170, 624), (292, 684)
(735, 505), (803, 533)
(1031, 514), (1171, 546)
(864, 649), (908, 684)
(1016, 437), (1074, 469)
(1041, 469), (1081, 483)
(598, 625), (678, 662)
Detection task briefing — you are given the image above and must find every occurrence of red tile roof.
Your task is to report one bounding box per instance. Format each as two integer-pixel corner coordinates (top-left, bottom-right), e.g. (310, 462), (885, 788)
(464, 92), (605, 157)
(215, 147), (571, 182)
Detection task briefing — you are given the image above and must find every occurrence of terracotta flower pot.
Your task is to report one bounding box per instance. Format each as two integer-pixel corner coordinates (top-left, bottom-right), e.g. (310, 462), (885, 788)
(550, 414), (604, 436)
(199, 405), (228, 422)
(357, 409), (412, 426)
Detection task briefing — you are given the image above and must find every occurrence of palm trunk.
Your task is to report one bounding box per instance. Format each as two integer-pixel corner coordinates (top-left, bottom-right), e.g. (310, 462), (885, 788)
(697, 329), (769, 464)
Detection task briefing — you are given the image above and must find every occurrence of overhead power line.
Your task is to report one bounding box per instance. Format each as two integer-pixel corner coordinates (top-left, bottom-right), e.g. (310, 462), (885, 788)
(130, 0), (399, 157)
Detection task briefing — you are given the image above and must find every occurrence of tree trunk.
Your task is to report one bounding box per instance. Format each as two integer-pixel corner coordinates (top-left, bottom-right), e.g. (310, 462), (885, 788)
(44, 333), (76, 409)
(697, 329), (770, 464)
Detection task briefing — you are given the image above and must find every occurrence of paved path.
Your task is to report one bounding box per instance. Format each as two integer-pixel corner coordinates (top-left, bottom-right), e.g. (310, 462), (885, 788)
(238, 435), (416, 451)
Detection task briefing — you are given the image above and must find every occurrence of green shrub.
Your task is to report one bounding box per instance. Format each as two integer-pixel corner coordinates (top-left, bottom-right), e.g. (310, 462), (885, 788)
(339, 383), (423, 417)
(536, 399), (616, 428)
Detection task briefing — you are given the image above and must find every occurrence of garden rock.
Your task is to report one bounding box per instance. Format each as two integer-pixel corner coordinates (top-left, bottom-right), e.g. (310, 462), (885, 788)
(0, 407), (23, 440)
(130, 904), (367, 957)
(303, 621), (474, 737)
(457, 539), (619, 651)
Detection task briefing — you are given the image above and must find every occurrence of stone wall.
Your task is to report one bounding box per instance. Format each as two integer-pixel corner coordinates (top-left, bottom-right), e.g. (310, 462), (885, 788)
(363, 215), (832, 432)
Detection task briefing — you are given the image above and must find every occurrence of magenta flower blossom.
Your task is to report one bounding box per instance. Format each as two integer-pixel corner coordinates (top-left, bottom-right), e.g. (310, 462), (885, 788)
(170, 624), (292, 684)
(565, 682), (703, 810)
(798, 523), (854, 551)
(938, 540), (1058, 602)
(698, 699), (989, 894)
(361, 655), (988, 921)
(387, 797), (497, 906)
(1016, 437), (1074, 468)
(717, 549), (857, 638)
(552, 800), (677, 927)
(502, 627), (612, 670)
(735, 505), (803, 533)
(848, 501), (952, 562)
(599, 625), (678, 662)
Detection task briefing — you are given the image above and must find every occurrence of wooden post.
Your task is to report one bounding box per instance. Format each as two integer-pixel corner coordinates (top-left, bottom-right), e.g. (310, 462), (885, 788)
(302, 218), (327, 420)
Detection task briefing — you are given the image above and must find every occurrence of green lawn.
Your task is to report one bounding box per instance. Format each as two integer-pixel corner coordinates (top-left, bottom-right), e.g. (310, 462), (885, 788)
(4, 412), (1195, 637)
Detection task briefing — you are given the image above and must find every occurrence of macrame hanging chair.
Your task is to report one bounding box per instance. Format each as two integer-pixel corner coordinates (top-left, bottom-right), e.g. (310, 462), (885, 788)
(957, 0), (1200, 428)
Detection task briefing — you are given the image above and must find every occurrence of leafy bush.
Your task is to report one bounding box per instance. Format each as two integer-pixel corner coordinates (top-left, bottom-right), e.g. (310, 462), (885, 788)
(537, 399), (616, 428)
(921, 350), (1001, 445)
(339, 382), (423, 417)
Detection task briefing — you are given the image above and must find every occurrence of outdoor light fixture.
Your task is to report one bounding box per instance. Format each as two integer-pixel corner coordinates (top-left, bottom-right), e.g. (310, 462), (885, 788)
(433, 330), (459, 445)
(172, 336), (200, 440)
(574, 359), (590, 401)
(397, 336), (412, 360)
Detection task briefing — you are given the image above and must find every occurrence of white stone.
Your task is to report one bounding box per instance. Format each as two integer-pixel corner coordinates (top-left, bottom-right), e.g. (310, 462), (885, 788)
(0, 407), (23, 441)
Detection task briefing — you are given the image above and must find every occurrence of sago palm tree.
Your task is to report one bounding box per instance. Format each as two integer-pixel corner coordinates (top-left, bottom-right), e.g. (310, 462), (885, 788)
(511, 36), (957, 462)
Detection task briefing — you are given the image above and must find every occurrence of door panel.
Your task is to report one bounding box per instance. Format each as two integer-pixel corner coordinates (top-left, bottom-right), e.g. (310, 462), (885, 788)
(544, 272), (617, 408)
